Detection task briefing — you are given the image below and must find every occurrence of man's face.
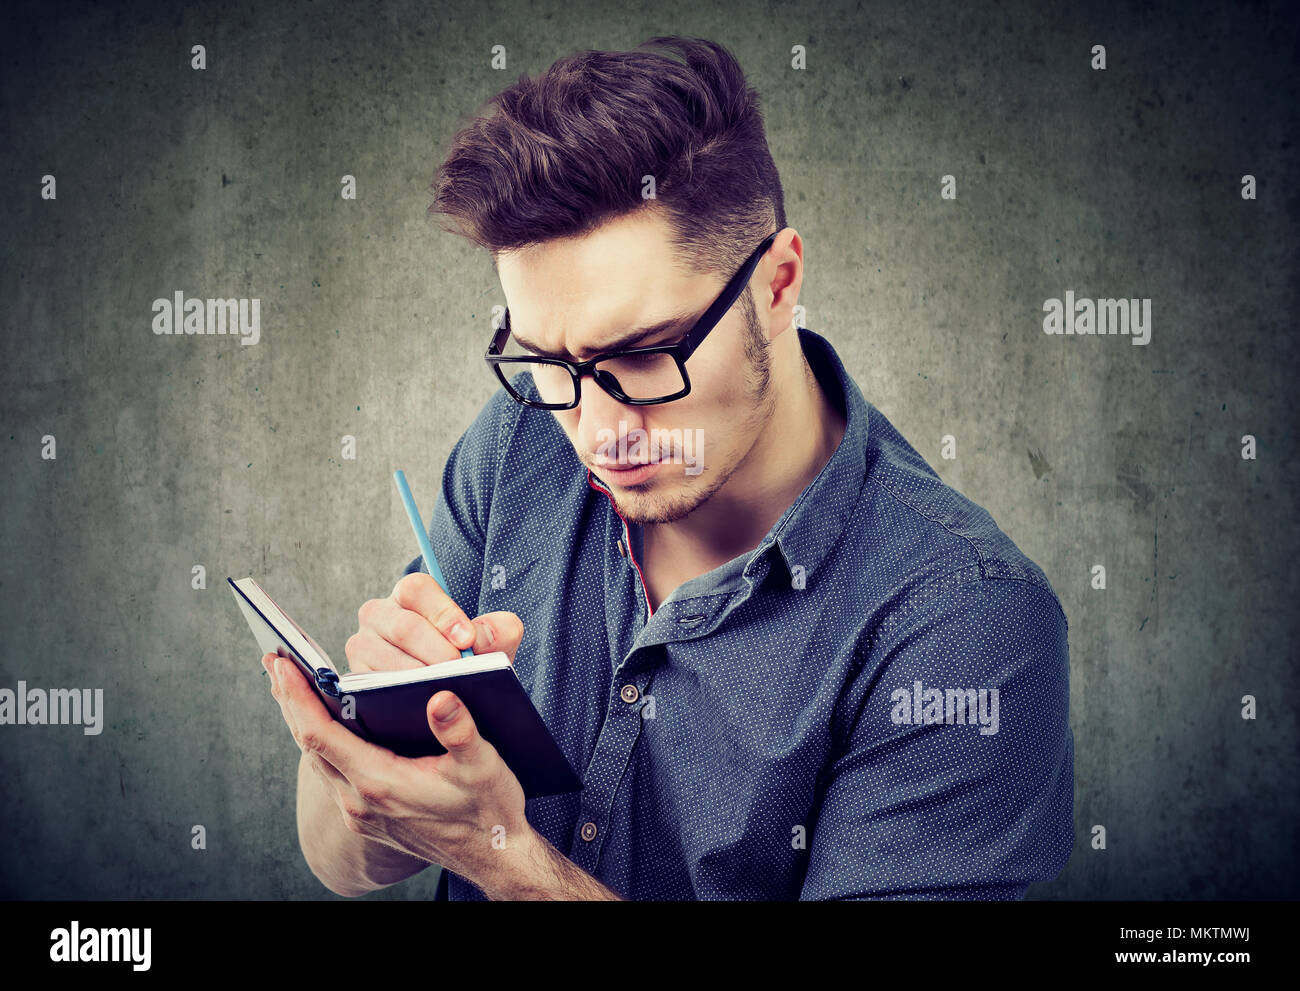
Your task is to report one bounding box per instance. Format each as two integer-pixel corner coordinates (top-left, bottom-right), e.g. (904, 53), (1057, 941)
(496, 210), (775, 524)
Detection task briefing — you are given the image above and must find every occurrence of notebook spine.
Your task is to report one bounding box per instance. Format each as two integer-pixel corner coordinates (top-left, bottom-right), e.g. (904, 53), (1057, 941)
(315, 668), (342, 698)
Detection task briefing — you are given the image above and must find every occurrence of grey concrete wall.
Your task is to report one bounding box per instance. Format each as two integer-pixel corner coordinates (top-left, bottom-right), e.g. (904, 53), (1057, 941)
(1, 0), (1296, 899)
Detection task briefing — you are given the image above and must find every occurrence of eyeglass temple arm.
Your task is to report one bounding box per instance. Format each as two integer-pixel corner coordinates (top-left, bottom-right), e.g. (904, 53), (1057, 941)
(487, 310), (511, 355)
(487, 232), (778, 359)
(678, 232), (779, 356)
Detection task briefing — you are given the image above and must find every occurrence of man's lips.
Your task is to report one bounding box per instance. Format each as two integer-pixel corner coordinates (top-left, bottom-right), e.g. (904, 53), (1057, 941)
(590, 459), (666, 484)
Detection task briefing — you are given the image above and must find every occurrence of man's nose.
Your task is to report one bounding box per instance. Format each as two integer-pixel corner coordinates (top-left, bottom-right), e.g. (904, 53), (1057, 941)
(577, 368), (621, 413)
(577, 371), (644, 447)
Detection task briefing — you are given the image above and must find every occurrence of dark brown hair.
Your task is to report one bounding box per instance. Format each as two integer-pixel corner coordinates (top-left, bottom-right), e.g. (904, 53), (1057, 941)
(427, 36), (786, 288)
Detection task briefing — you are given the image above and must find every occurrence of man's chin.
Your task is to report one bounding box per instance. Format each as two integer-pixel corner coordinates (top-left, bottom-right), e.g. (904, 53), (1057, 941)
(607, 473), (706, 525)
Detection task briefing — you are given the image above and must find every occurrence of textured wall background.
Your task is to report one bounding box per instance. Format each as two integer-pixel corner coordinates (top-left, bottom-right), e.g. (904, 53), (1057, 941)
(1, 0), (1296, 900)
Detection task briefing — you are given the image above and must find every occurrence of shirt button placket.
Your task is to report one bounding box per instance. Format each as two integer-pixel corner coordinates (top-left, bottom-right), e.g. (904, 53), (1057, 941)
(570, 670), (648, 872)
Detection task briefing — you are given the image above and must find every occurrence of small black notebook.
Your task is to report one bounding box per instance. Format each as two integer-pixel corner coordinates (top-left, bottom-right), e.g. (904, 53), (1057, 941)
(229, 576), (581, 798)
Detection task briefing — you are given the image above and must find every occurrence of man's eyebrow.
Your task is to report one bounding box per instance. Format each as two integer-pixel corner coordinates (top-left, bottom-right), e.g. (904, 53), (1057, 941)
(510, 312), (698, 360)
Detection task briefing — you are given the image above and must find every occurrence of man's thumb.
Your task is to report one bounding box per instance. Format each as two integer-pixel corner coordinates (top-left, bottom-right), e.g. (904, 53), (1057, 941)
(426, 691), (480, 758)
(470, 611), (525, 663)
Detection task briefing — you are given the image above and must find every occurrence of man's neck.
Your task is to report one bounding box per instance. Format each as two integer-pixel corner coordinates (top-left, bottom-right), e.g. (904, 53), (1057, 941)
(644, 332), (847, 579)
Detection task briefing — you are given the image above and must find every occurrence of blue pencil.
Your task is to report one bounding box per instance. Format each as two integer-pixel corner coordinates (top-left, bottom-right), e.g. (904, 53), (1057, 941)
(393, 469), (474, 658)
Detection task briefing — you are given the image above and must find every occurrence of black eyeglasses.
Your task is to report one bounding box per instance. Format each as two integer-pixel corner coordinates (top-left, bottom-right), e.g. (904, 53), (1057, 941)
(485, 231), (779, 409)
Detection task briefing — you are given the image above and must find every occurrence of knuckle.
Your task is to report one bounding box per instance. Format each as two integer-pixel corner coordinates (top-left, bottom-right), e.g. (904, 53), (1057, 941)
(475, 743), (509, 787)
(393, 571), (429, 604)
(392, 609), (424, 648)
(432, 601), (467, 636)
(298, 729), (325, 755)
(342, 797), (371, 822)
(463, 756), (493, 788)
(357, 597), (380, 627)
(344, 632), (376, 674)
(344, 632), (362, 663)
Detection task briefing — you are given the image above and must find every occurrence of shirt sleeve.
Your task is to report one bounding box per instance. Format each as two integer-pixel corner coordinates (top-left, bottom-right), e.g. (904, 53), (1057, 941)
(799, 574), (1074, 900)
(400, 386), (514, 616)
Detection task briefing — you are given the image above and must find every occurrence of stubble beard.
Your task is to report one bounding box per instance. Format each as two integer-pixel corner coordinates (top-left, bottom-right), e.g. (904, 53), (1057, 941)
(612, 290), (775, 525)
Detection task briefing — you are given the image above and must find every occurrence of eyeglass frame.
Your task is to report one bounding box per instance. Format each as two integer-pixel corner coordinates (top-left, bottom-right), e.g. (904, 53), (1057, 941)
(484, 230), (780, 409)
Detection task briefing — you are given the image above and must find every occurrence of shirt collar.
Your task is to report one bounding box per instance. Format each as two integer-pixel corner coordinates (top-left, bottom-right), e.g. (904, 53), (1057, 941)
(750, 327), (867, 583)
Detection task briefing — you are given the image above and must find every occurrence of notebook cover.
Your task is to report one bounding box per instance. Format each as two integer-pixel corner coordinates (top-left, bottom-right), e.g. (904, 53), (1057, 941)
(229, 577), (582, 798)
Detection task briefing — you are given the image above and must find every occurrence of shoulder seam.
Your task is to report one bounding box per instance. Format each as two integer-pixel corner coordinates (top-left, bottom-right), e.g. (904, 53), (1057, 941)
(867, 467), (1056, 592)
(845, 571), (1069, 743)
(863, 565), (1068, 654)
(868, 471), (991, 575)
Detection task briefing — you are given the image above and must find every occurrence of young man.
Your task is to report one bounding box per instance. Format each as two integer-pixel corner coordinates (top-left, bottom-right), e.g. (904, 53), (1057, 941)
(265, 36), (1074, 900)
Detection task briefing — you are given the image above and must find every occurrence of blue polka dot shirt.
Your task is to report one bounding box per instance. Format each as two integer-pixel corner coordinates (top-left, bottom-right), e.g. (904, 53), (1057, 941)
(406, 328), (1074, 900)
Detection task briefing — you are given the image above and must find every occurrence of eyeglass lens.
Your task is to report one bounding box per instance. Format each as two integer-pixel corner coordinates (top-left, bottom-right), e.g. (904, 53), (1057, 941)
(523, 352), (685, 405)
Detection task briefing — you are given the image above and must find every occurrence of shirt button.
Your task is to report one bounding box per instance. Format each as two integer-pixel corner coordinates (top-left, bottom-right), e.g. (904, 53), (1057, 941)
(620, 684), (639, 704)
(580, 821), (598, 841)
(616, 538), (626, 557)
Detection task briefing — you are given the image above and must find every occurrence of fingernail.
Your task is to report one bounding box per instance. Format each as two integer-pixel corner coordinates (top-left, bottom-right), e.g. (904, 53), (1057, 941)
(450, 622), (471, 647)
(434, 697), (459, 722)
(478, 621), (496, 647)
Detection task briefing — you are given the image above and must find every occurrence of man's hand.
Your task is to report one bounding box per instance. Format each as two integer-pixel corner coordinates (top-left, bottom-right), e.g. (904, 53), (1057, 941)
(348, 571), (525, 672)
(267, 573), (621, 899)
(274, 570), (527, 896)
(265, 648), (534, 893)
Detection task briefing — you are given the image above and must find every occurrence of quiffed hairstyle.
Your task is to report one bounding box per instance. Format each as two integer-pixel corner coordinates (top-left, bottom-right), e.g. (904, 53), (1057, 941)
(427, 36), (786, 286)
